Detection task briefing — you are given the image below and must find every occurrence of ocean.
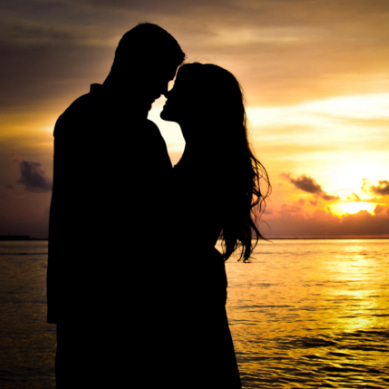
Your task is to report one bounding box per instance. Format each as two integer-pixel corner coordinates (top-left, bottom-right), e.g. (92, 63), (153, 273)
(0, 239), (388, 388)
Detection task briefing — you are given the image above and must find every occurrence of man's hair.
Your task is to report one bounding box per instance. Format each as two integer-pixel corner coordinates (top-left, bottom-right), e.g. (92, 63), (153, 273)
(111, 23), (185, 74)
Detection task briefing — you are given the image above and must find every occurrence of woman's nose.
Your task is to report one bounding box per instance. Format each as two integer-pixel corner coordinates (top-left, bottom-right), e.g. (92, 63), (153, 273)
(163, 80), (176, 98)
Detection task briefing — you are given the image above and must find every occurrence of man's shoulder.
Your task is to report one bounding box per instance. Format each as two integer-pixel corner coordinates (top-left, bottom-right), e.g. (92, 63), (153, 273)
(54, 86), (103, 137)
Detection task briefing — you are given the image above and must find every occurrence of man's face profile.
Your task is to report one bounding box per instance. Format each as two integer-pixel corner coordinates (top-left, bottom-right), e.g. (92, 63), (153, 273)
(141, 62), (179, 110)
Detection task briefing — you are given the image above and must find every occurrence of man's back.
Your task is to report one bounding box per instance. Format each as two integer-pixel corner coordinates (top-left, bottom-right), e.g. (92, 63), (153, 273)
(47, 84), (172, 324)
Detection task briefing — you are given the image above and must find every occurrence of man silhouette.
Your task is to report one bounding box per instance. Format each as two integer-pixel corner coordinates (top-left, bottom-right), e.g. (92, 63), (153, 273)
(47, 23), (185, 387)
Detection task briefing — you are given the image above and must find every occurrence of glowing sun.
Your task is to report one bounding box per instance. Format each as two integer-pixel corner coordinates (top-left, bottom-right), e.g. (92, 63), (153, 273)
(331, 201), (377, 216)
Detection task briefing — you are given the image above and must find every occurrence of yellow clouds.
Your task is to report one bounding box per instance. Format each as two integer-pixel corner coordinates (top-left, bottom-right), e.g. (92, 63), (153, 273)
(247, 92), (389, 180)
(1, 0), (389, 238)
(245, 92), (389, 236)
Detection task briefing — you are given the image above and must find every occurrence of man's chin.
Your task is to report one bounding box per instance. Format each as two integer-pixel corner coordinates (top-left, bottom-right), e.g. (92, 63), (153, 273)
(143, 99), (154, 113)
(160, 109), (171, 121)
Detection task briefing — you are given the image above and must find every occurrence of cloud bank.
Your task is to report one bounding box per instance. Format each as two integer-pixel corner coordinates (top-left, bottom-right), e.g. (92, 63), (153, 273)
(281, 173), (339, 201)
(371, 180), (389, 196)
(264, 204), (389, 239)
(18, 160), (52, 192)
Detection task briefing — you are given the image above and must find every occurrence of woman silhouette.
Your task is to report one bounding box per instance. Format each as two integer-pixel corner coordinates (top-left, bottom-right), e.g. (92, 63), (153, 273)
(161, 63), (270, 389)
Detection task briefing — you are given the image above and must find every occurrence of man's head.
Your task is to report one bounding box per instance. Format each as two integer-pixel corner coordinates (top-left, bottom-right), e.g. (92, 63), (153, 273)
(105, 23), (185, 109)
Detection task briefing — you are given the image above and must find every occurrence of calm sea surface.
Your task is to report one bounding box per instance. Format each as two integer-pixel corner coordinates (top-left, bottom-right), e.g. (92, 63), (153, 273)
(1, 239), (388, 388)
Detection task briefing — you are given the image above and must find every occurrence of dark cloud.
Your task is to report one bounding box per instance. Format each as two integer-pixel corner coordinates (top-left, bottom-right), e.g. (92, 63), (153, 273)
(281, 173), (340, 201)
(289, 174), (322, 195)
(371, 180), (389, 195)
(18, 160), (52, 192)
(321, 193), (340, 201)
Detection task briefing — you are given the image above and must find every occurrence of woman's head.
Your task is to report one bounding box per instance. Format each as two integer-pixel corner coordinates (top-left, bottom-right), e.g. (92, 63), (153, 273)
(162, 62), (271, 261)
(161, 63), (246, 143)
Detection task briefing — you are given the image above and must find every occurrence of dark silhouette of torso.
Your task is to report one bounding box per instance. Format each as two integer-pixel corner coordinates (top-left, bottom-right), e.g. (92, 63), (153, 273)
(166, 149), (242, 389)
(47, 84), (173, 386)
(48, 83), (172, 322)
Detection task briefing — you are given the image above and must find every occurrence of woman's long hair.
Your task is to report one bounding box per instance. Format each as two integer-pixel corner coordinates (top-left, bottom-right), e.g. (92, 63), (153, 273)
(177, 63), (271, 261)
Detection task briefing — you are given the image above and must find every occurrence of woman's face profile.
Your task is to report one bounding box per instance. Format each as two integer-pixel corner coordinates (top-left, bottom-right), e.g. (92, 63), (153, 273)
(160, 69), (198, 125)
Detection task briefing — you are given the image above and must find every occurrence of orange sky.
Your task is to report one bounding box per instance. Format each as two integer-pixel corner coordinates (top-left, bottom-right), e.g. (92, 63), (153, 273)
(1, 0), (389, 238)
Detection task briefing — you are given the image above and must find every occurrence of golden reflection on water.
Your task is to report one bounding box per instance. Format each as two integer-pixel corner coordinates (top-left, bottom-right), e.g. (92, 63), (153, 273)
(223, 239), (389, 389)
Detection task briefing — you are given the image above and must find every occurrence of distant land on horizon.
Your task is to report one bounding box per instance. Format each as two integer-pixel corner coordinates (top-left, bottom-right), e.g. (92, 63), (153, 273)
(0, 235), (43, 241)
(266, 235), (389, 240)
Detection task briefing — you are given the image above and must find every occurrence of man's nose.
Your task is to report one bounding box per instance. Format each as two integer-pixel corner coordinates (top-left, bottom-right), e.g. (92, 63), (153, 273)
(162, 88), (170, 98)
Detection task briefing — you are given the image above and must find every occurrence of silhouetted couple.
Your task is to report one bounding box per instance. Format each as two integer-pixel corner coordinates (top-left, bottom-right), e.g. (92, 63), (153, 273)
(47, 23), (270, 388)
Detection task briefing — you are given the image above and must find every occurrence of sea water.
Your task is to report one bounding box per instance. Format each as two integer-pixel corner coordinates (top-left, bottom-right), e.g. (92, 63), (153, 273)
(0, 239), (388, 388)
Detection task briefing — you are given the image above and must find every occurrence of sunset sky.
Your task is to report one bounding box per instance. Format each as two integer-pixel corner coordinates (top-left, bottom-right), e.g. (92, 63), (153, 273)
(1, 0), (389, 239)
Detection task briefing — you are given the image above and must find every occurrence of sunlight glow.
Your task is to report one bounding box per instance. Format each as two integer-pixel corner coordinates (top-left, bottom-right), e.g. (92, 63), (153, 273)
(247, 93), (389, 132)
(329, 161), (386, 195)
(302, 93), (389, 119)
(148, 98), (185, 152)
(331, 201), (377, 216)
(247, 93), (389, 215)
